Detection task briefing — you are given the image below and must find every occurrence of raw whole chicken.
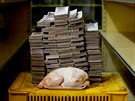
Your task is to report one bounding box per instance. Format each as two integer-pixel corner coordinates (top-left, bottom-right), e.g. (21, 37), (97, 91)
(38, 67), (90, 89)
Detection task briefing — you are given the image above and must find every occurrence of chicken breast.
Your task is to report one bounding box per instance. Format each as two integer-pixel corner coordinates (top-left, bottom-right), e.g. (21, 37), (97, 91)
(38, 67), (90, 88)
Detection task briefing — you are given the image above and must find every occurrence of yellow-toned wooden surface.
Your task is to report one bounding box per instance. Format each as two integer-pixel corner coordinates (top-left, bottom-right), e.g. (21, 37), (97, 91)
(102, 1), (135, 101)
(103, 2), (135, 33)
(0, 33), (29, 70)
(0, 1), (31, 70)
(101, 32), (135, 75)
(102, 41), (135, 101)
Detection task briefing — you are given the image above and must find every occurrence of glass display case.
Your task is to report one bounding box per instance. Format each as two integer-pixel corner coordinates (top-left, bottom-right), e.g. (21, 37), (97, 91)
(101, 0), (135, 100)
(32, 0), (102, 30)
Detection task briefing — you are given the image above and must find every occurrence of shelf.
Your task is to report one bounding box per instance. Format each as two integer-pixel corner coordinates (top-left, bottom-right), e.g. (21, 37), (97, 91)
(105, 0), (135, 4)
(68, 4), (101, 7)
(32, 4), (63, 8)
(0, 33), (29, 71)
(0, 0), (27, 3)
(101, 31), (135, 77)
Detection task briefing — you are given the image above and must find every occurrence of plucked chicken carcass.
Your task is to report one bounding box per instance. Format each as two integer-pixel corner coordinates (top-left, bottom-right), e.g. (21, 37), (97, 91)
(38, 67), (90, 89)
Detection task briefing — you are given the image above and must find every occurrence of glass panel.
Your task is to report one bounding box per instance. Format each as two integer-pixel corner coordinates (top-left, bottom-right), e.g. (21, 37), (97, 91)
(70, 6), (92, 23)
(32, 0), (102, 29)
(94, 7), (102, 28)
(32, 7), (55, 26)
(94, 0), (102, 4)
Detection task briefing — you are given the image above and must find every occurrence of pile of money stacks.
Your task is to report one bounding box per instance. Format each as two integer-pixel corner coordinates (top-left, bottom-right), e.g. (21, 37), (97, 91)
(68, 9), (89, 72)
(42, 6), (89, 73)
(29, 6), (89, 83)
(29, 6), (103, 84)
(29, 32), (46, 83)
(85, 23), (103, 84)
